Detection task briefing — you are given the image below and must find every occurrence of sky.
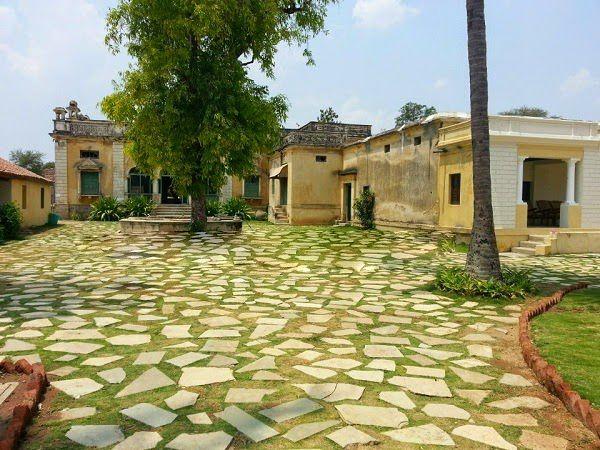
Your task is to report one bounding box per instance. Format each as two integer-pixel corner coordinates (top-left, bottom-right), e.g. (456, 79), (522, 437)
(1, 0), (599, 161)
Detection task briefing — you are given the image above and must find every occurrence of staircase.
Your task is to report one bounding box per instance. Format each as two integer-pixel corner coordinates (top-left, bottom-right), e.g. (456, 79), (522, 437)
(273, 206), (289, 224)
(511, 234), (552, 256)
(151, 204), (191, 219)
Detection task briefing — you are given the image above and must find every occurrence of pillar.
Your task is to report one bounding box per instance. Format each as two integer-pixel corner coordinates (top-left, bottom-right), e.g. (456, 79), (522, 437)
(112, 141), (125, 200)
(516, 155), (527, 204)
(560, 158), (581, 228)
(565, 158), (579, 205)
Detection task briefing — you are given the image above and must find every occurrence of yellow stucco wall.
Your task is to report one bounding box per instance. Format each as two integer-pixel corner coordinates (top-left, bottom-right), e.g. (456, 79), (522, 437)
(287, 146), (343, 225)
(437, 149), (474, 228)
(9, 178), (52, 227)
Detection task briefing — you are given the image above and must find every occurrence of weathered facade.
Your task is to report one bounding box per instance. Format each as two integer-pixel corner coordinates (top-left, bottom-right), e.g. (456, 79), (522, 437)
(51, 101), (269, 218)
(0, 157), (52, 227)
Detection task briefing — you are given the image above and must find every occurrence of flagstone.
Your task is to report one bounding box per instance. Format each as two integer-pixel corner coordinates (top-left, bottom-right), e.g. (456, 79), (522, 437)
(187, 412), (212, 425)
(106, 334), (151, 346)
(293, 365), (337, 379)
(162, 325), (192, 339)
(165, 390), (199, 409)
(379, 390), (416, 409)
(225, 388), (275, 403)
(121, 403), (177, 428)
(384, 423), (455, 446)
(252, 370), (287, 381)
(51, 378), (103, 399)
(166, 352), (209, 367)
(237, 355), (276, 373)
(452, 424), (517, 450)
(345, 369), (384, 382)
(451, 367), (495, 384)
(166, 431), (232, 450)
(312, 358), (361, 370)
(422, 403), (471, 420)
(113, 431), (162, 450)
(201, 339), (238, 353)
(134, 351), (165, 365)
(260, 398), (322, 423)
(1, 339), (36, 352)
(388, 376), (452, 397)
(500, 373), (533, 387)
(215, 406), (278, 442)
(488, 396), (551, 410)
(336, 404), (408, 428)
(519, 430), (569, 450)
(326, 425), (377, 447)
(179, 367), (235, 387)
(116, 368), (175, 398)
(66, 425), (124, 447)
(57, 407), (97, 421)
(456, 389), (491, 405)
(484, 413), (538, 427)
(363, 344), (403, 358)
(97, 367), (126, 384)
(404, 365), (445, 378)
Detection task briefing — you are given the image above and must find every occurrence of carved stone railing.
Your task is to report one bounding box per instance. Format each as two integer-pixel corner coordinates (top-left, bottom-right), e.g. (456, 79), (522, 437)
(52, 119), (124, 139)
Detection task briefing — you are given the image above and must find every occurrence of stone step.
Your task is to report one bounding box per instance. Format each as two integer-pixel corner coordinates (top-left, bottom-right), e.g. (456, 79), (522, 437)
(520, 240), (541, 249)
(512, 246), (537, 256)
(529, 234), (550, 243)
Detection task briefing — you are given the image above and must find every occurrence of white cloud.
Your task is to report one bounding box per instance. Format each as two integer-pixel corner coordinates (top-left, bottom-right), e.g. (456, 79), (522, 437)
(560, 68), (599, 96)
(353, 0), (419, 30)
(434, 78), (448, 89)
(339, 96), (393, 131)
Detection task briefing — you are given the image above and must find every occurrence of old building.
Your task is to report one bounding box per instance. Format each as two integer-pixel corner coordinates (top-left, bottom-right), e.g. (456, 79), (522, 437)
(0, 157), (52, 227)
(51, 101), (269, 218)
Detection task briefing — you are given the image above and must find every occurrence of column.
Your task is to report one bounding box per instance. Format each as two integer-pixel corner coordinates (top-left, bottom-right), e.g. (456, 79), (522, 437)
(565, 158), (579, 205)
(152, 178), (160, 203)
(54, 140), (69, 217)
(516, 155), (527, 204)
(112, 142), (125, 200)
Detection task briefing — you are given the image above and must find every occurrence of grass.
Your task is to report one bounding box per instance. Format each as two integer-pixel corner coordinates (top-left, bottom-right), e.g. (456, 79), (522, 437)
(531, 288), (600, 408)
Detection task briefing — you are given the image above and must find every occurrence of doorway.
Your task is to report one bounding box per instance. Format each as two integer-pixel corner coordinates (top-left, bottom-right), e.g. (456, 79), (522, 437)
(280, 178), (288, 206)
(160, 175), (185, 204)
(343, 183), (352, 222)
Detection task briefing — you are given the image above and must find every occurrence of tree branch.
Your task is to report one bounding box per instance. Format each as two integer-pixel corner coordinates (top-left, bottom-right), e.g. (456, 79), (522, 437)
(282, 0), (312, 14)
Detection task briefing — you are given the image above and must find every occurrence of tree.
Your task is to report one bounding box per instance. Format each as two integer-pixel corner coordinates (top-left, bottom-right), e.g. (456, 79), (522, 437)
(101, 0), (337, 229)
(499, 106), (548, 117)
(464, 0), (502, 280)
(9, 149), (45, 175)
(395, 102), (437, 127)
(317, 107), (339, 123)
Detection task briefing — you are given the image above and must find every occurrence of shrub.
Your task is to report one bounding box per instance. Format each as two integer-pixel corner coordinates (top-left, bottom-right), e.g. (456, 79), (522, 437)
(434, 266), (536, 299)
(0, 224), (4, 243)
(437, 235), (469, 253)
(353, 189), (375, 229)
(206, 199), (222, 217)
(122, 196), (156, 217)
(0, 202), (22, 239)
(221, 197), (252, 220)
(88, 197), (123, 221)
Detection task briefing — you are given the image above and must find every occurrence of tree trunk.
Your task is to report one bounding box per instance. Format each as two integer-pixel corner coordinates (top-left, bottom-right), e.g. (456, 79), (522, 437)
(465, 0), (502, 280)
(191, 190), (207, 231)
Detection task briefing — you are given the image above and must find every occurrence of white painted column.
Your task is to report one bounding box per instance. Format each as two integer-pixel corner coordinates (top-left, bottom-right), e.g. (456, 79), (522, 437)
(152, 179), (160, 195)
(516, 155), (527, 204)
(565, 158), (579, 204)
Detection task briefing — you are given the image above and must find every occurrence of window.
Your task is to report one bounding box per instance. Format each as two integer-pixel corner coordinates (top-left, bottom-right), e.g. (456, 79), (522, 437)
(81, 172), (100, 195)
(244, 175), (260, 198)
(316, 155), (327, 162)
(413, 136), (422, 146)
(449, 173), (461, 205)
(363, 185), (371, 193)
(127, 168), (152, 196)
(206, 183), (220, 201)
(21, 185), (27, 209)
(41, 187), (45, 209)
(384, 144), (391, 153)
(80, 150), (99, 159)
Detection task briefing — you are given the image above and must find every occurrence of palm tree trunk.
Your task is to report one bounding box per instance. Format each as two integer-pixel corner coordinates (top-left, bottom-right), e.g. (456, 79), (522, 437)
(465, 0), (502, 280)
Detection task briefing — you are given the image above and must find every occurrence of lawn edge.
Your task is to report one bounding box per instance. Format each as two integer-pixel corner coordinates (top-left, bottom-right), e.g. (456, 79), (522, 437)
(519, 283), (600, 439)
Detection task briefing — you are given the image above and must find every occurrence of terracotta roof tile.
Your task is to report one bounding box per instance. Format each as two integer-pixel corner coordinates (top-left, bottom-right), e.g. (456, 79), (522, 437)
(0, 157), (53, 184)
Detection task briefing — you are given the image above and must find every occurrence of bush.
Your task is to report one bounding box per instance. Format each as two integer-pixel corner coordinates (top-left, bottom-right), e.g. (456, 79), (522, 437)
(0, 224), (4, 243)
(221, 197), (252, 220)
(88, 197), (123, 221)
(206, 199), (222, 217)
(353, 189), (375, 229)
(0, 202), (22, 239)
(122, 196), (156, 217)
(434, 266), (536, 299)
(437, 235), (469, 253)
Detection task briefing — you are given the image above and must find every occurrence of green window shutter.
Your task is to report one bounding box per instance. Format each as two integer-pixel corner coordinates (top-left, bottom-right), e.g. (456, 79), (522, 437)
(244, 176), (260, 198)
(81, 172), (100, 195)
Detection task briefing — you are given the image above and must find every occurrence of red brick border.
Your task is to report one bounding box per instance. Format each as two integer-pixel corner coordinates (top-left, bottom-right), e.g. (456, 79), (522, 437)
(519, 283), (600, 439)
(0, 359), (48, 450)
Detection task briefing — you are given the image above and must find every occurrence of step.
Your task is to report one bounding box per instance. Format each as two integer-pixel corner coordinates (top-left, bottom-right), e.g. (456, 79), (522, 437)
(512, 246), (537, 256)
(520, 240), (542, 249)
(529, 234), (550, 243)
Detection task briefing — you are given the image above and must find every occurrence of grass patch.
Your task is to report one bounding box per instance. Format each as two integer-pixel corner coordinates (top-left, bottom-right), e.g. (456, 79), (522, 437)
(531, 288), (600, 408)
(437, 235), (469, 253)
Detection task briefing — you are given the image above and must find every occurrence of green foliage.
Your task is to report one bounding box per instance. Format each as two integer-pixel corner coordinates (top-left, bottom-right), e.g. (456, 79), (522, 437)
(0, 202), (22, 239)
(435, 266), (536, 299)
(317, 107), (339, 123)
(122, 196), (156, 217)
(101, 0), (336, 221)
(395, 102), (437, 127)
(88, 197), (123, 221)
(438, 236), (469, 253)
(9, 149), (46, 175)
(222, 197), (252, 220)
(353, 189), (375, 229)
(499, 106), (548, 117)
(0, 224), (4, 243)
(206, 199), (222, 217)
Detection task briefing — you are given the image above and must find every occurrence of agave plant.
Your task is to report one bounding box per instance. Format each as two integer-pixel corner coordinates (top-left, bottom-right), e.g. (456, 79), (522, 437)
(88, 197), (123, 221)
(122, 196), (156, 217)
(221, 197), (252, 220)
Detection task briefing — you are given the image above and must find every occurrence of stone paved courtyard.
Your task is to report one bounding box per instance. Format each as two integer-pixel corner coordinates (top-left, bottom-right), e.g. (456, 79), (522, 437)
(1, 221), (599, 449)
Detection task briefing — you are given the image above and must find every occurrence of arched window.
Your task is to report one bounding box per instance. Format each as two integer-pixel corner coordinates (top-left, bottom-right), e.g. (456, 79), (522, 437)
(127, 168), (152, 197)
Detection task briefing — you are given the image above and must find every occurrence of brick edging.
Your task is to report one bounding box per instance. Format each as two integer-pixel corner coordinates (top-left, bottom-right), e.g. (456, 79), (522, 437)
(519, 283), (600, 438)
(0, 359), (48, 450)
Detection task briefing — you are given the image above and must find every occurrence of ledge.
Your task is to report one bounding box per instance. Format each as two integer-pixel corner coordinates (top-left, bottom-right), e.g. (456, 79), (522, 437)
(519, 283), (600, 439)
(119, 217), (243, 234)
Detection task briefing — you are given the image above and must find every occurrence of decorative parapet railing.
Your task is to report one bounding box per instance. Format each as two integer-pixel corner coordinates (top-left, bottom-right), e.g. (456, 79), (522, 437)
(51, 119), (124, 139)
(280, 122), (372, 149)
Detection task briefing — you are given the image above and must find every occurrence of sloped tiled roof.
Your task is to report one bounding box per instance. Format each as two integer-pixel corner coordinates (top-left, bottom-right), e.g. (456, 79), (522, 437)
(0, 157), (53, 184)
